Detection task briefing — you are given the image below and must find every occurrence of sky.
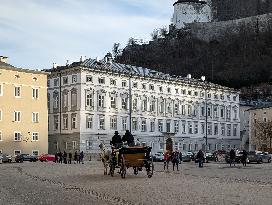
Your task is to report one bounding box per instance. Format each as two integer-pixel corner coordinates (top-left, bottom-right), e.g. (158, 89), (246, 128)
(0, 0), (175, 70)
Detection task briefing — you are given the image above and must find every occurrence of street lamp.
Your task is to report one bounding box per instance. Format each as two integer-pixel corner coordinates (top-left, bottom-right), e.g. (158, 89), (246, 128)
(201, 76), (208, 153)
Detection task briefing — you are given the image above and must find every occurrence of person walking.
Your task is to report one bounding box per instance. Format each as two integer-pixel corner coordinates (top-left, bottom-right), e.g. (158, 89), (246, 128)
(63, 151), (67, 164)
(54, 152), (58, 163)
(241, 150), (248, 167)
(179, 152), (182, 164)
(172, 150), (179, 171)
(74, 151), (78, 164)
(68, 152), (72, 164)
(59, 152), (63, 164)
(196, 150), (204, 168)
(163, 151), (170, 171)
(80, 151), (84, 164)
(229, 149), (236, 167)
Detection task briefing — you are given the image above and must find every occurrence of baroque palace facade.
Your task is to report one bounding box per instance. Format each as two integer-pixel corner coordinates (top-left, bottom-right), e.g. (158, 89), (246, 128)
(0, 56), (48, 156)
(46, 56), (240, 156)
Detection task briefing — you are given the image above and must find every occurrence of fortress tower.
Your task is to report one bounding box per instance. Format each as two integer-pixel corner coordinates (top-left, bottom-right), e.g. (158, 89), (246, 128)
(172, 0), (212, 29)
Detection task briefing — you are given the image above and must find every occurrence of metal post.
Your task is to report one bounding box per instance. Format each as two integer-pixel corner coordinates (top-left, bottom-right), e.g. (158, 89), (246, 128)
(205, 82), (208, 153)
(129, 67), (132, 133)
(59, 71), (62, 152)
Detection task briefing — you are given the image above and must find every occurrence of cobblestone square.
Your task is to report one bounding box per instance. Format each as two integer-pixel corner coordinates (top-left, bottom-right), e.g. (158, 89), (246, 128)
(1, 161), (272, 205)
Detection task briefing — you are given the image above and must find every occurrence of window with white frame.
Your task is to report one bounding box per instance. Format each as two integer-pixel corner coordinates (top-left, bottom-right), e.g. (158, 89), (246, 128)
(227, 124), (231, 136)
(201, 122), (205, 134)
(72, 75), (77, 83)
(32, 112), (39, 123)
(14, 111), (21, 122)
(32, 132), (39, 141)
(188, 90), (192, 95)
(187, 105), (192, 116)
(221, 123), (225, 136)
(166, 120), (171, 133)
(54, 79), (59, 87)
(53, 92), (59, 109)
(86, 115), (93, 129)
(174, 103), (179, 115)
(141, 118), (146, 132)
(72, 141), (77, 149)
(14, 132), (21, 141)
(142, 84), (146, 89)
(220, 94), (224, 100)
(133, 82), (138, 88)
(207, 106), (211, 117)
(98, 95), (105, 108)
(181, 105), (185, 115)
(158, 120), (163, 132)
(207, 123), (212, 135)
(233, 124), (238, 136)
(159, 101), (164, 113)
(150, 120), (155, 132)
(226, 107), (231, 119)
(110, 96), (116, 108)
(110, 79), (116, 85)
(122, 117), (127, 131)
(86, 76), (92, 82)
(14, 150), (21, 156)
(159, 86), (163, 92)
(54, 115), (59, 130)
(0, 83), (3, 96)
(220, 106), (225, 118)
(63, 76), (68, 85)
(213, 106), (218, 118)
(175, 88), (179, 94)
(194, 122), (198, 134)
(182, 121), (186, 134)
(132, 118), (138, 131)
(99, 115), (105, 130)
(71, 89), (77, 108)
(63, 92), (68, 108)
(174, 120), (179, 133)
(86, 92), (93, 107)
(201, 106), (205, 116)
(122, 81), (127, 87)
(71, 114), (77, 129)
(132, 99), (137, 111)
(214, 123), (218, 135)
(142, 98), (147, 111)
(188, 122), (193, 134)
(32, 150), (39, 156)
(167, 102), (172, 114)
(233, 108), (238, 120)
(149, 84), (154, 90)
(98, 77), (105, 84)
(110, 116), (117, 130)
(32, 88), (39, 99)
(0, 131), (2, 141)
(150, 100), (155, 112)
(14, 86), (21, 97)
(63, 114), (68, 129)
(122, 97), (128, 109)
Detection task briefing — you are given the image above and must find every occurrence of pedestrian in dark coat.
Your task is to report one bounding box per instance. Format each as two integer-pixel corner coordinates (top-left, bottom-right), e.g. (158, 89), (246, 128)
(241, 150), (248, 167)
(172, 151), (179, 171)
(68, 152), (72, 164)
(80, 151), (84, 164)
(59, 152), (63, 164)
(110, 131), (122, 148)
(63, 151), (67, 164)
(55, 152), (58, 163)
(229, 149), (236, 167)
(74, 151), (78, 164)
(196, 150), (204, 168)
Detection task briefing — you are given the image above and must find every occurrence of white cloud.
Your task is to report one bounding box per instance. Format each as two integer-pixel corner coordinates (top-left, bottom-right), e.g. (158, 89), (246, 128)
(0, 0), (175, 69)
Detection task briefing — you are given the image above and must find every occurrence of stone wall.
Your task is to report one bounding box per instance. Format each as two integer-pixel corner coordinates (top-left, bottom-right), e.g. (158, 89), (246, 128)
(188, 13), (272, 41)
(211, 0), (272, 21)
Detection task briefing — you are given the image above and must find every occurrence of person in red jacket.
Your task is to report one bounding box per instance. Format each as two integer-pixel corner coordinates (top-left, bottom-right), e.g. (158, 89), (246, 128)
(164, 151), (170, 171)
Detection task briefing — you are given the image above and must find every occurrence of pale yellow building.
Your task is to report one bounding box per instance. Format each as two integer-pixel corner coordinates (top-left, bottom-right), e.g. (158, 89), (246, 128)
(0, 56), (48, 156)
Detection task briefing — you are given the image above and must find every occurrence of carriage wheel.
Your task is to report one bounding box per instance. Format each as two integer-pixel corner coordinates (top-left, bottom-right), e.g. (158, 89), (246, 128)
(120, 156), (126, 178)
(147, 161), (154, 178)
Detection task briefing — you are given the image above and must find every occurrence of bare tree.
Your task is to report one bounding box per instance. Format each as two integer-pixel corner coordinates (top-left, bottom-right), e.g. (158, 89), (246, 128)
(112, 43), (122, 60)
(253, 120), (272, 151)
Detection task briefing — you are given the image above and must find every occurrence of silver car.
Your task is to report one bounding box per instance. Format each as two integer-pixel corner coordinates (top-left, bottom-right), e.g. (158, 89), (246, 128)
(0, 154), (12, 163)
(258, 152), (271, 163)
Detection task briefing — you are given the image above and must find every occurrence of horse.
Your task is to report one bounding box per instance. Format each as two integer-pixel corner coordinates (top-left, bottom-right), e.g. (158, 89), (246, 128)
(99, 143), (111, 175)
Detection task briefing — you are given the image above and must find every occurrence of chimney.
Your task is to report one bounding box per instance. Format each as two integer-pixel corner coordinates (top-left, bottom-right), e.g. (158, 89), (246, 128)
(53, 63), (58, 68)
(96, 56), (100, 62)
(0, 56), (8, 63)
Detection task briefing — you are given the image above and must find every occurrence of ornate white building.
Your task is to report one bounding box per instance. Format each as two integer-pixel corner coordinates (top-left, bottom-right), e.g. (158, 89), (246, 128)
(46, 55), (240, 156)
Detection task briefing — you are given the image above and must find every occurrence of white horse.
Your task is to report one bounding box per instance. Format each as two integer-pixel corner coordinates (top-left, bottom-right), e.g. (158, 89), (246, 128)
(99, 143), (111, 175)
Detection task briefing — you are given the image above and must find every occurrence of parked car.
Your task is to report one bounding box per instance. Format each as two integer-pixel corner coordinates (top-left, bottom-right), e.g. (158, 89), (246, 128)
(15, 154), (38, 162)
(205, 152), (218, 162)
(248, 151), (263, 164)
(182, 153), (192, 162)
(0, 154), (12, 163)
(152, 152), (164, 162)
(38, 154), (56, 162)
(257, 152), (271, 163)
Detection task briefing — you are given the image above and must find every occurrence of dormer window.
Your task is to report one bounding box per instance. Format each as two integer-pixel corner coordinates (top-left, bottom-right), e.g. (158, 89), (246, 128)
(122, 81), (127, 87)
(149, 84), (154, 91)
(98, 77), (105, 84)
(86, 76), (92, 82)
(110, 79), (116, 85)
(133, 82), (138, 88)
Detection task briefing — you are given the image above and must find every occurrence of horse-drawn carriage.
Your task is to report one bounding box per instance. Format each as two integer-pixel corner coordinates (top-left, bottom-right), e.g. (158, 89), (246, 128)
(105, 145), (154, 178)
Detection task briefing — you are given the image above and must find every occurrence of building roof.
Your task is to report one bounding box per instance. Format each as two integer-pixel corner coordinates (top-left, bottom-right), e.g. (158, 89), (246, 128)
(173, 0), (207, 6)
(45, 57), (238, 92)
(0, 61), (48, 75)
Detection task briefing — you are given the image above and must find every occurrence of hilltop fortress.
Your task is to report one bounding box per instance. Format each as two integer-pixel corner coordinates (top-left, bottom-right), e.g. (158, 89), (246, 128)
(172, 0), (272, 41)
